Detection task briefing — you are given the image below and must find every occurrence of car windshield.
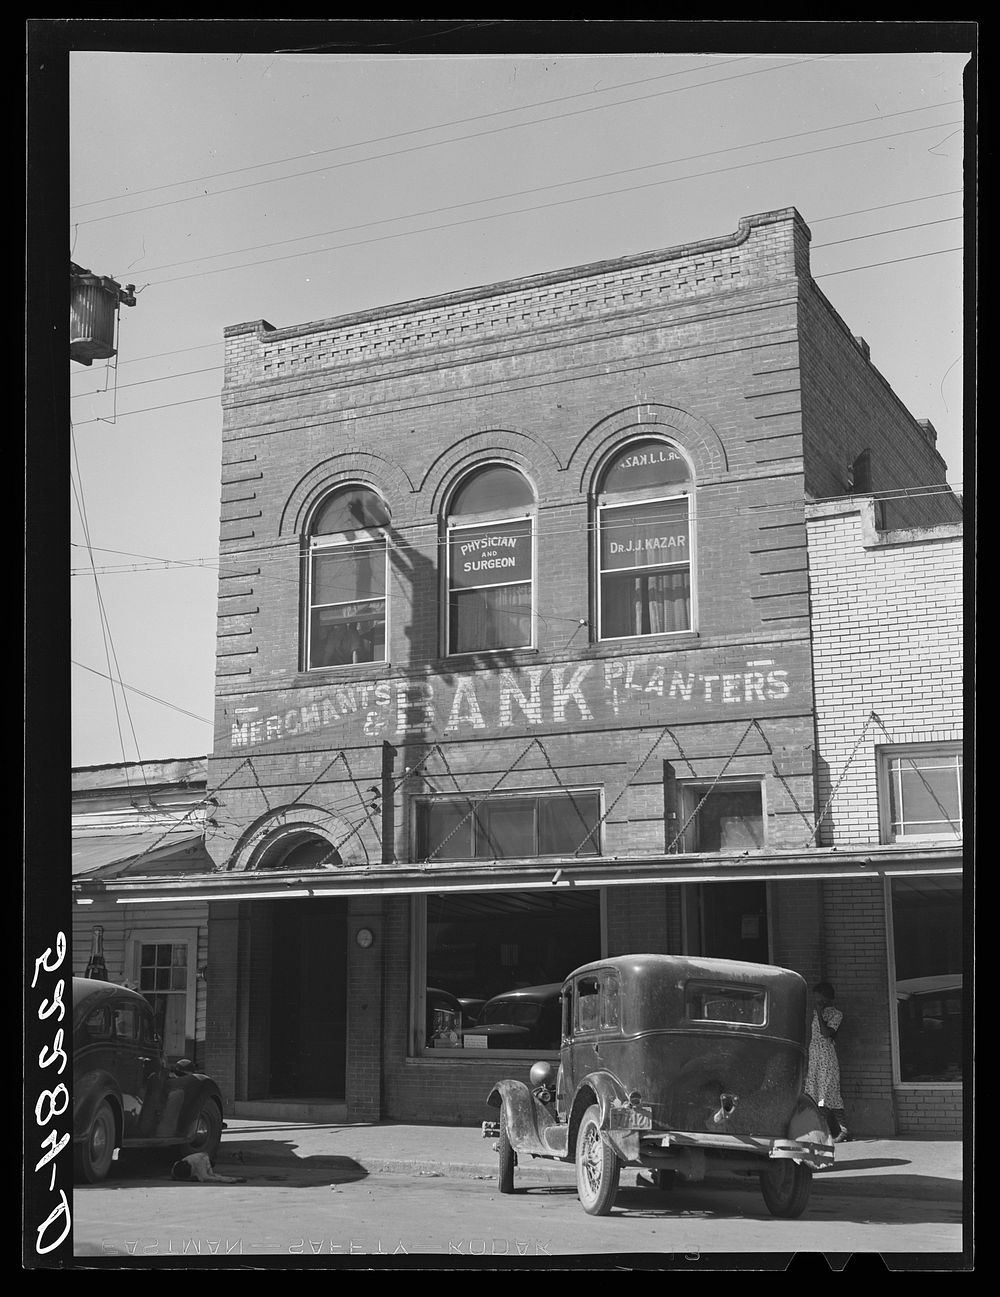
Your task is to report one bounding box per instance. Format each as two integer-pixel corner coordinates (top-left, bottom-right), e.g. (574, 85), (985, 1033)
(685, 981), (766, 1025)
(484, 999), (541, 1026)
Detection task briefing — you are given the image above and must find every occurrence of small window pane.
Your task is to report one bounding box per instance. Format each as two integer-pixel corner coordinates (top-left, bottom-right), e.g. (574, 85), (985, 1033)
(82, 1007), (112, 1041)
(113, 1005), (140, 1041)
(601, 439), (690, 494)
(689, 788), (764, 853)
(478, 799), (536, 858)
(685, 982), (766, 1025)
(312, 543), (386, 606)
(600, 499), (689, 572)
(576, 977), (600, 1032)
(601, 569), (691, 638)
(449, 585), (532, 654)
(601, 974), (621, 1029)
(312, 488), (389, 535)
(419, 800), (474, 860)
(450, 466), (534, 515)
(310, 604), (385, 667)
(449, 520), (532, 589)
(889, 754), (962, 838)
(539, 793), (600, 855)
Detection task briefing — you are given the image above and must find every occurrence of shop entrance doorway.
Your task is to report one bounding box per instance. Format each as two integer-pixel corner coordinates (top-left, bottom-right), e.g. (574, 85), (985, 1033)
(685, 881), (770, 965)
(269, 898), (347, 1099)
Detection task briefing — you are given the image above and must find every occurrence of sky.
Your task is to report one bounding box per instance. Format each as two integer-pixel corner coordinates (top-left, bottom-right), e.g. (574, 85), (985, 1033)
(63, 31), (972, 770)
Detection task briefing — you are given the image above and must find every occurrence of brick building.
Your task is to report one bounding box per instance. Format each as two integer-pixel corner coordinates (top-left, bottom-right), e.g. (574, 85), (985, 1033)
(805, 499), (963, 1135)
(109, 208), (962, 1134)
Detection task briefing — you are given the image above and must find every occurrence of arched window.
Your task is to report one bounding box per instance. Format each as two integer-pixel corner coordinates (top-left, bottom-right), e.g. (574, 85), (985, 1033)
(255, 831), (342, 870)
(596, 438), (693, 639)
(306, 485), (389, 669)
(446, 464), (535, 655)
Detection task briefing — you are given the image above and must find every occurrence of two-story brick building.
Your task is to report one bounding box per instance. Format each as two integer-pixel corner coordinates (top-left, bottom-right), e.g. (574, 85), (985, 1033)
(108, 208), (962, 1133)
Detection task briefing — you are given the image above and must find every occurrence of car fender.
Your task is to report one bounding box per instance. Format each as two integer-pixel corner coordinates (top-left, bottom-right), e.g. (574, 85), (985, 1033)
(154, 1074), (224, 1141)
(73, 1070), (123, 1145)
(568, 1068), (631, 1129)
(486, 1079), (565, 1158)
(786, 1093), (835, 1166)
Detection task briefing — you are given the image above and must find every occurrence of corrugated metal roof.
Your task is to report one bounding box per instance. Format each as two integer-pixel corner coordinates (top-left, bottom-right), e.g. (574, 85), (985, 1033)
(72, 832), (213, 879)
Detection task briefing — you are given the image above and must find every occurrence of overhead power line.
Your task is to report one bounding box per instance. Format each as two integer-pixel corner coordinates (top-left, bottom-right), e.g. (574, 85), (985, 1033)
(68, 187), (963, 379)
(72, 659), (214, 725)
(122, 118), (963, 292)
(70, 212), (963, 401)
(70, 56), (755, 211)
(93, 102), (962, 282)
(71, 56), (826, 227)
(68, 239), (965, 430)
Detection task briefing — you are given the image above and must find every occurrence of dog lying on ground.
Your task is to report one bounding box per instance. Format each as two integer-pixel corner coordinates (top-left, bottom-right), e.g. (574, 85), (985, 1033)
(170, 1152), (247, 1184)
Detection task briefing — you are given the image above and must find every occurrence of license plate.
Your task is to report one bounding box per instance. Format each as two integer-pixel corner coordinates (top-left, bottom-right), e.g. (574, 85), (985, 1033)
(629, 1107), (653, 1130)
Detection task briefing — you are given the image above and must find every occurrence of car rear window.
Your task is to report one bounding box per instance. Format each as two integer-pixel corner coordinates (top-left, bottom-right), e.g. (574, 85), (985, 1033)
(685, 982), (766, 1025)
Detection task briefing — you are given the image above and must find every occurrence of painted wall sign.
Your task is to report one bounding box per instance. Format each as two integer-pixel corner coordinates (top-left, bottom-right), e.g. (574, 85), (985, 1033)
(449, 520), (532, 590)
(226, 654), (795, 750)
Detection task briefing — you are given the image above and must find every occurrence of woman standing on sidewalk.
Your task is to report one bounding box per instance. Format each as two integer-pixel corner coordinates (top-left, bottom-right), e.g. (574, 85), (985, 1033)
(806, 981), (850, 1143)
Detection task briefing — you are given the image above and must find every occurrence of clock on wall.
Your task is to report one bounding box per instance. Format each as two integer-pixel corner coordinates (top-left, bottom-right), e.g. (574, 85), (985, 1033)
(355, 927), (374, 949)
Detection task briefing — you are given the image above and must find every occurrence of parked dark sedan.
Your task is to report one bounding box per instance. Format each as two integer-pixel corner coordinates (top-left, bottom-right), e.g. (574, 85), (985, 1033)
(463, 983), (563, 1051)
(484, 956), (834, 1217)
(72, 977), (225, 1183)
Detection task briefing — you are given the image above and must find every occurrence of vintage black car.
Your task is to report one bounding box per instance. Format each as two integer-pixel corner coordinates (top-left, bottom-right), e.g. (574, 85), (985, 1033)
(484, 955), (834, 1218)
(72, 977), (225, 1183)
(463, 983), (563, 1051)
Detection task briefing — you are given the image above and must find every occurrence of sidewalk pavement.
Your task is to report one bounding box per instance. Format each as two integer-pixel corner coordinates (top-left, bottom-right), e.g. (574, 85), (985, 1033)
(215, 1118), (964, 1203)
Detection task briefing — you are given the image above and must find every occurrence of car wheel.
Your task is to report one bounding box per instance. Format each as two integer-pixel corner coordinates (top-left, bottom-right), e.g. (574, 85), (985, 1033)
(183, 1097), (223, 1161)
(75, 1100), (116, 1184)
(760, 1159), (813, 1218)
(575, 1104), (620, 1216)
(498, 1107), (516, 1194)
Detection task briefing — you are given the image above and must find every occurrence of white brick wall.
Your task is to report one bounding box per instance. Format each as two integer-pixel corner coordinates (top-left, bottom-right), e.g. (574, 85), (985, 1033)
(806, 501), (963, 846)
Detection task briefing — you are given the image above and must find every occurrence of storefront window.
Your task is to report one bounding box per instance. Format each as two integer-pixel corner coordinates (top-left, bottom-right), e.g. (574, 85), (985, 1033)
(420, 890), (601, 1053)
(891, 876), (962, 1083)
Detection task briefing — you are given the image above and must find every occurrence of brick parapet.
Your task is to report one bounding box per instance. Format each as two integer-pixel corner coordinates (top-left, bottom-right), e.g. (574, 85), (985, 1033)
(221, 211), (809, 401)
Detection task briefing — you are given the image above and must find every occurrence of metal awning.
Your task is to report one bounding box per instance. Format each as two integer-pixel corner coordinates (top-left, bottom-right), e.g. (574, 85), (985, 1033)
(72, 843), (963, 904)
(72, 832), (213, 880)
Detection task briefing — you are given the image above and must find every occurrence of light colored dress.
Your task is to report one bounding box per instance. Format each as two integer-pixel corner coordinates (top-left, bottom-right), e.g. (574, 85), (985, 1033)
(805, 1005), (843, 1108)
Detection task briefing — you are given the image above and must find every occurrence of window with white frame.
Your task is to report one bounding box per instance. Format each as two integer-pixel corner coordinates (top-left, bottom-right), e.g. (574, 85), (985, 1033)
(446, 464), (535, 655)
(415, 790), (602, 862)
(879, 744), (963, 842)
(597, 438), (693, 640)
(130, 936), (194, 1059)
(305, 485), (390, 669)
